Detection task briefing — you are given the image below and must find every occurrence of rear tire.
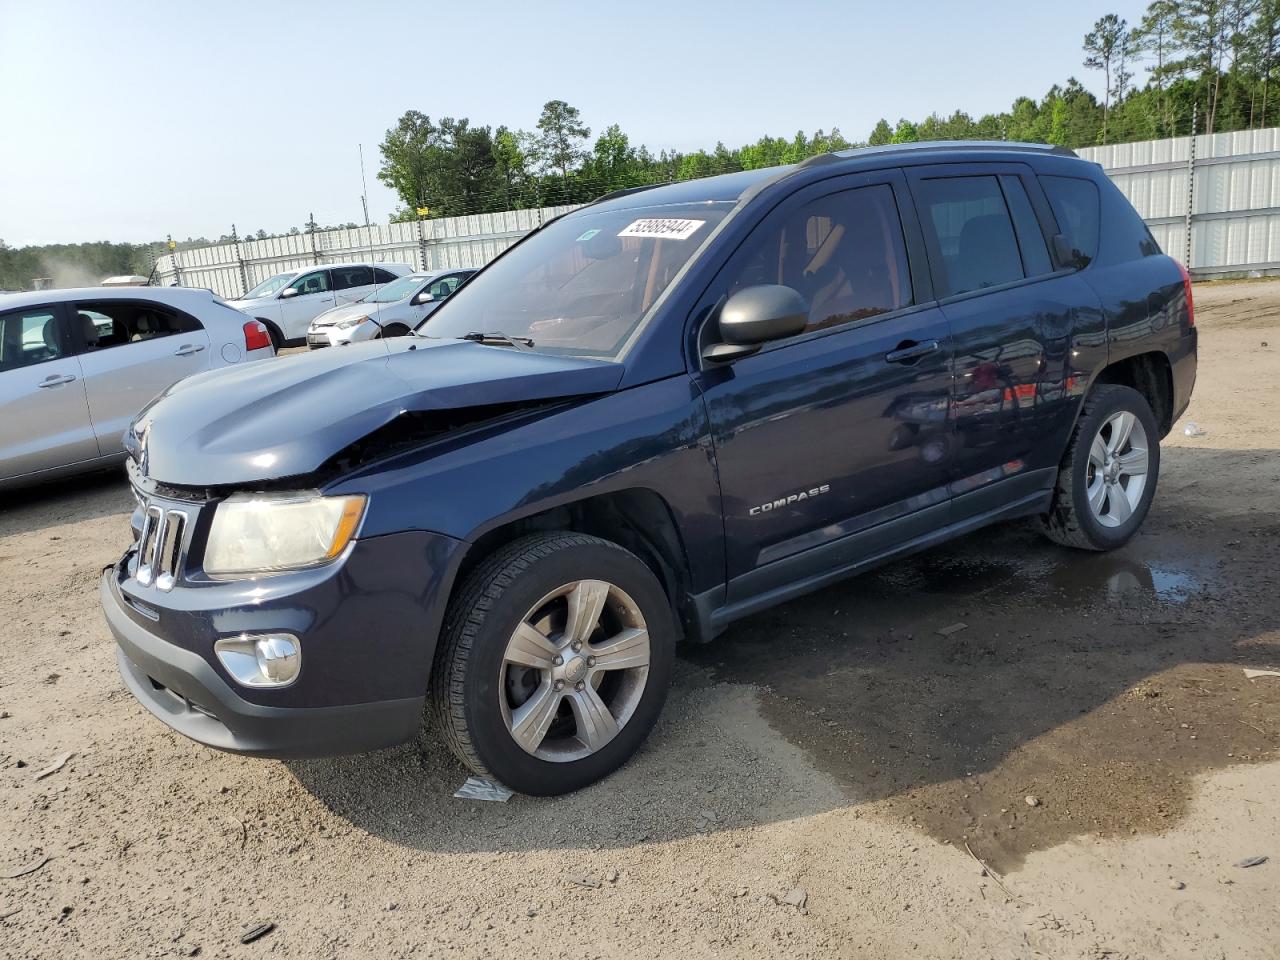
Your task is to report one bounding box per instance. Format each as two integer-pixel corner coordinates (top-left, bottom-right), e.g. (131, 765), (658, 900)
(259, 319), (283, 352)
(1038, 384), (1160, 551)
(430, 532), (675, 796)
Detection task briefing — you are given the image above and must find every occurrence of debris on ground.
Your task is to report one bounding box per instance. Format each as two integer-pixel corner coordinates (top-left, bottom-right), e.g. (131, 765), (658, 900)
(1234, 856), (1268, 868)
(1, 856), (49, 880)
(452, 777), (513, 802)
(937, 622), (968, 637)
(567, 873), (601, 889)
(0, 907), (22, 921)
(1182, 421), (1207, 437)
(33, 751), (74, 781)
(780, 887), (808, 909)
(1025, 795), (1041, 807)
(1168, 879), (1186, 890)
(1243, 668), (1280, 680)
(239, 922), (275, 944)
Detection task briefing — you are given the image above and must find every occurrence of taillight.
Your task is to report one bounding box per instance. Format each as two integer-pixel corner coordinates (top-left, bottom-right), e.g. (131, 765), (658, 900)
(1176, 260), (1195, 328)
(243, 320), (272, 351)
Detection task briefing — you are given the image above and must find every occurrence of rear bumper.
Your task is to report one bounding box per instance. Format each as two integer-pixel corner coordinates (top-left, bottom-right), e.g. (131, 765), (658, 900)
(103, 570), (423, 757)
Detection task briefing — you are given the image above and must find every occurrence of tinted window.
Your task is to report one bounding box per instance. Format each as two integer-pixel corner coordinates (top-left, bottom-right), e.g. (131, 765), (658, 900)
(0, 307), (64, 371)
(915, 176), (1024, 295)
(1041, 176), (1101, 267)
(1000, 176), (1054, 277)
(332, 265), (374, 290)
(73, 301), (200, 351)
(720, 184), (912, 334)
(288, 271), (330, 295)
(372, 268), (400, 284)
(427, 274), (464, 299)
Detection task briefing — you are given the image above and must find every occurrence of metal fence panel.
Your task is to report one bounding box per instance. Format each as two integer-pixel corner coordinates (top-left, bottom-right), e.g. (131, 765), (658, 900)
(152, 132), (1280, 292)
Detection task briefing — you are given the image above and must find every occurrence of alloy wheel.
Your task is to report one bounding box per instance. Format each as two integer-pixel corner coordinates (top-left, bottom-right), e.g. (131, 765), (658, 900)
(1086, 410), (1150, 528)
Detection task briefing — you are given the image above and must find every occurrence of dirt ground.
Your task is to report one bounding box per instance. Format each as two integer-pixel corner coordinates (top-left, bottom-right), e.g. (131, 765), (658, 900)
(1, 280), (1278, 959)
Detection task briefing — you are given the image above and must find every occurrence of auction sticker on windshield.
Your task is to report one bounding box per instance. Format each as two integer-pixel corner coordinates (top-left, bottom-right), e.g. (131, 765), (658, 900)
(618, 218), (705, 241)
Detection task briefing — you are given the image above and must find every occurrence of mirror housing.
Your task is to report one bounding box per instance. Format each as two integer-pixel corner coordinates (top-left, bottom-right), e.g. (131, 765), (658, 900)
(703, 284), (809, 363)
(280, 287), (299, 299)
(411, 290), (432, 305)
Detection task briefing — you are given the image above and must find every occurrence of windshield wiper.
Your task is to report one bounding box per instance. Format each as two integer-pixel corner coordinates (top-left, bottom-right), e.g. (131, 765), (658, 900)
(459, 331), (534, 350)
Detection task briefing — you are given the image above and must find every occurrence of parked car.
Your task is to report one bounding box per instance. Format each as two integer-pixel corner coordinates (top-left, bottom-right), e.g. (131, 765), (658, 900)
(306, 269), (476, 349)
(225, 262), (413, 348)
(1, 286), (274, 489)
(103, 142), (1195, 795)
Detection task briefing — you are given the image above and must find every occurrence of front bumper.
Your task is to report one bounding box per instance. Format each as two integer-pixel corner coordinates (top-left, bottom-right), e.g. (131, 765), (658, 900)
(106, 571), (423, 757)
(101, 526), (464, 758)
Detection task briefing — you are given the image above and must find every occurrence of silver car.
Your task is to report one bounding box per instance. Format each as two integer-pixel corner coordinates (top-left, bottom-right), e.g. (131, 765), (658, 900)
(0, 286), (275, 489)
(305, 269), (475, 349)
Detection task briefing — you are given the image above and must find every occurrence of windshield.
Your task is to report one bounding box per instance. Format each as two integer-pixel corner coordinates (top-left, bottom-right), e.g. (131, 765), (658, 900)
(420, 202), (732, 357)
(243, 273), (293, 299)
(371, 274), (428, 303)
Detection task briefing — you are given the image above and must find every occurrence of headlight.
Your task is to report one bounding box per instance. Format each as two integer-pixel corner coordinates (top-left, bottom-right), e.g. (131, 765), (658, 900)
(203, 492), (366, 576)
(336, 315), (368, 330)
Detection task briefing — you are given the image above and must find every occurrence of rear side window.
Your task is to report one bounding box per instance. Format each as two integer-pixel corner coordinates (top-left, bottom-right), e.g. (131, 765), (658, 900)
(373, 267), (400, 284)
(720, 183), (913, 334)
(72, 300), (201, 351)
(914, 176), (1024, 295)
(332, 265), (375, 290)
(1040, 176), (1101, 267)
(0, 307), (65, 371)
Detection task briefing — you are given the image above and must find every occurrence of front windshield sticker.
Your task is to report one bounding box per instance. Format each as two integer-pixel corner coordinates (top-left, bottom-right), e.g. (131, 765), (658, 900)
(617, 218), (705, 241)
(575, 228), (601, 242)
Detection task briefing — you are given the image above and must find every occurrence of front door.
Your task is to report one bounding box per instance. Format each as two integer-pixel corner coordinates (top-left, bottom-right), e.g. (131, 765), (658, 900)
(0, 302), (97, 480)
(278, 269), (336, 340)
(690, 170), (954, 601)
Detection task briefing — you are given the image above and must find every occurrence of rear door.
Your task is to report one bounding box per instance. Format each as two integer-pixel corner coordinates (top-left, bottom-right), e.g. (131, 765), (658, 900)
(331, 264), (377, 307)
(905, 163), (1106, 509)
(0, 302), (98, 479)
(71, 299), (212, 454)
(277, 269), (336, 339)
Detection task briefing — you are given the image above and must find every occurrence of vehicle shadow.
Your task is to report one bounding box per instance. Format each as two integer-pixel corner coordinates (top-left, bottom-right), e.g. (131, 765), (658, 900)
(0, 466), (132, 533)
(290, 442), (1279, 869)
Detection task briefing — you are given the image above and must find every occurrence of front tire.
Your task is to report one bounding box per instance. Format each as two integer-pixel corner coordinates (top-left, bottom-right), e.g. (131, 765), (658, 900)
(430, 533), (675, 796)
(1038, 384), (1160, 551)
(376, 323), (411, 339)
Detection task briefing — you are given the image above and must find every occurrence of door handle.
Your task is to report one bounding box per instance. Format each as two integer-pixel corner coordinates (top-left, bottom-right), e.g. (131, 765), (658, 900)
(885, 339), (940, 364)
(38, 373), (77, 388)
(173, 344), (206, 357)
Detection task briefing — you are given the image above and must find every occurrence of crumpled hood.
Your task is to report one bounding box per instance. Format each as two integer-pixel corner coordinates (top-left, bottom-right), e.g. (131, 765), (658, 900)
(132, 338), (625, 486)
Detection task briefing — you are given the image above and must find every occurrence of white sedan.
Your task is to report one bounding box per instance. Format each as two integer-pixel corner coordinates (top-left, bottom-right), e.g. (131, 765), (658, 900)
(225, 261), (413, 348)
(0, 286), (274, 488)
(306, 268), (476, 348)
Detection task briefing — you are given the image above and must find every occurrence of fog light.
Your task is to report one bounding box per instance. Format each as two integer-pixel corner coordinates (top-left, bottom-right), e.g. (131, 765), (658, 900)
(214, 633), (301, 688)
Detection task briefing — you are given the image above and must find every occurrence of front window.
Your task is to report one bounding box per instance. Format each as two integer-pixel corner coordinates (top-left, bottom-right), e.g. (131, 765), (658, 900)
(420, 202), (732, 357)
(371, 275), (428, 303)
(244, 273), (293, 299)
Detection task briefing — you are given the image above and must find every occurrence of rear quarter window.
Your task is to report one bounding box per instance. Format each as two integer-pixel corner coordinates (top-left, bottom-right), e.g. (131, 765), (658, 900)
(1040, 176), (1101, 267)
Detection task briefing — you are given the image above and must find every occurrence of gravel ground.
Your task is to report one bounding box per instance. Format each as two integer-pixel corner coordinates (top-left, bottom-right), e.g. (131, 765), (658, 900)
(1, 280), (1278, 959)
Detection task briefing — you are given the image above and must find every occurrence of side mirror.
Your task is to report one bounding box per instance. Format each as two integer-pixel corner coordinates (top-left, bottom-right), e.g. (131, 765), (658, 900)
(703, 285), (809, 363)
(280, 287), (299, 299)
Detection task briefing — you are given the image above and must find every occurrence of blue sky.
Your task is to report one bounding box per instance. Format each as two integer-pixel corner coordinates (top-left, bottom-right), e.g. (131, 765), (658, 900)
(0, 0), (1152, 246)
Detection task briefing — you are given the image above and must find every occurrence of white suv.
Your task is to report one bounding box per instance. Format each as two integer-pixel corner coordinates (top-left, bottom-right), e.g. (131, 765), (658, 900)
(225, 262), (412, 348)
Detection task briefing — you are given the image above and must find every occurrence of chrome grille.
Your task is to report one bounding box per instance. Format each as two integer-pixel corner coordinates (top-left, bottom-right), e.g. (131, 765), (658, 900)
(136, 505), (188, 591)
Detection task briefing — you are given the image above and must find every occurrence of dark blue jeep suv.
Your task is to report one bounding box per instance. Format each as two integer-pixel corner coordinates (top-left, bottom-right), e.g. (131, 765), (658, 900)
(102, 142), (1197, 795)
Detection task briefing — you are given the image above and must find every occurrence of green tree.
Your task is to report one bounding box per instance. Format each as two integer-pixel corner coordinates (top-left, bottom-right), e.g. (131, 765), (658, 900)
(534, 99), (590, 180)
(889, 119), (919, 143)
(867, 118), (894, 145)
(1085, 14), (1130, 142)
